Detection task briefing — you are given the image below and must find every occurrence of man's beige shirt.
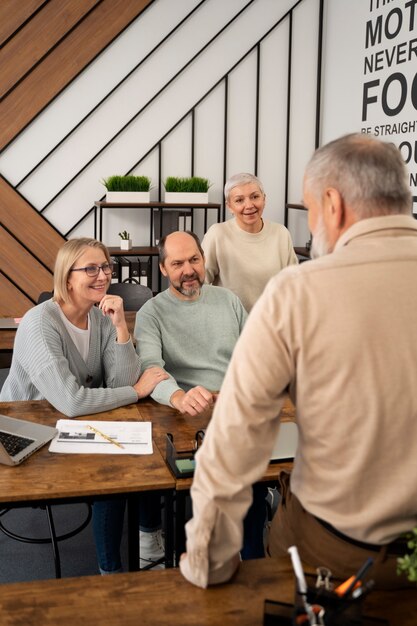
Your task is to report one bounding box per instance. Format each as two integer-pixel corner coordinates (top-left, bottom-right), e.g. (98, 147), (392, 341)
(180, 215), (417, 588)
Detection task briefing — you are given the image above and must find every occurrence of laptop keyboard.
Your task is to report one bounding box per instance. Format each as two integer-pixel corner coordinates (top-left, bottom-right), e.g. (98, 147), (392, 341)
(0, 431), (34, 457)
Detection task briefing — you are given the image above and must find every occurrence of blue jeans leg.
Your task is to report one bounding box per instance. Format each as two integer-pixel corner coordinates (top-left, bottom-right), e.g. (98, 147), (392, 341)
(138, 492), (162, 532)
(93, 499), (126, 573)
(241, 484), (268, 560)
(93, 493), (163, 572)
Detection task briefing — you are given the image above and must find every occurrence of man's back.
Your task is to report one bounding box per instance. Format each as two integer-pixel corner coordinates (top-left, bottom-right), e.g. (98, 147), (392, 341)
(180, 133), (417, 590)
(253, 214), (417, 544)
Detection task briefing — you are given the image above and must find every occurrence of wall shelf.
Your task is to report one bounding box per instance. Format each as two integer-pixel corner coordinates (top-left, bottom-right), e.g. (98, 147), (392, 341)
(94, 201), (221, 244)
(96, 202), (221, 292)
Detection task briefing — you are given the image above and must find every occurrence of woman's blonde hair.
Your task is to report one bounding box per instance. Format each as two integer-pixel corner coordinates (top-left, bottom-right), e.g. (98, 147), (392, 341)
(53, 238), (111, 304)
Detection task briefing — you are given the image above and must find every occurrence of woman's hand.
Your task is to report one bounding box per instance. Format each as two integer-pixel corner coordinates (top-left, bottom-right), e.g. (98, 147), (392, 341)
(134, 366), (169, 399)
(99, 294), (129, 343)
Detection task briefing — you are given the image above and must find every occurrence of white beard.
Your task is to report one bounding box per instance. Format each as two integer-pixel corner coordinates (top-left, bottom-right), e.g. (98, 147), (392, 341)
(311, 214), (331, 259)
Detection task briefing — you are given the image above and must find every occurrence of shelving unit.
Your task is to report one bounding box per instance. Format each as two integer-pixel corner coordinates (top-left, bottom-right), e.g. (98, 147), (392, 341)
(96, 201), (222, 292)
(286, 203), (311, 260)
(93, 201), (221, 244)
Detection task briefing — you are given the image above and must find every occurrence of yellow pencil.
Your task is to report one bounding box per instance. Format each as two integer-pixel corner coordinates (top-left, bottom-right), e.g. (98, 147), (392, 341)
(87, 425), (124, 449)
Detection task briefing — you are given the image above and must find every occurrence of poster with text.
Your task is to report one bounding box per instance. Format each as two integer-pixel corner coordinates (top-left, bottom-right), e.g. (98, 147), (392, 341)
(361, 0), (417, 212)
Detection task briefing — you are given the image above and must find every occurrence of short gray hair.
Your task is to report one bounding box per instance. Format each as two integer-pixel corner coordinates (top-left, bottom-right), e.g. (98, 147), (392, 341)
(224, 173), (265, 203)
(304, 133), (411, 218)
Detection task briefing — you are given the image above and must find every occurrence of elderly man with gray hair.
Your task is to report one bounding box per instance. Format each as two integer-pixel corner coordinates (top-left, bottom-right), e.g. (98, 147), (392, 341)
(180, 133), (417, 590)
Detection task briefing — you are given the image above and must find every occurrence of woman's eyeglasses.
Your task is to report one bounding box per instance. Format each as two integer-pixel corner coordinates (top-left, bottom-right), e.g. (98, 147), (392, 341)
(70, 263), (114, 277)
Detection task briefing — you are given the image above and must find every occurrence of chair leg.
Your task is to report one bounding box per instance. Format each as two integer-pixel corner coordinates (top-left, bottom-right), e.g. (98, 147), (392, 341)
(0, 504), (92, 579)
(45, 505), (61, 578)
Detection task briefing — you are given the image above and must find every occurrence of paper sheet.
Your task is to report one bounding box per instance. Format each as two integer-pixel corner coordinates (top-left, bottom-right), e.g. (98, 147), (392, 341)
(49, 420), (153, 455)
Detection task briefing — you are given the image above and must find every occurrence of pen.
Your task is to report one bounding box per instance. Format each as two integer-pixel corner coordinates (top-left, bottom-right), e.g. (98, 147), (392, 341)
(288, 546), (317, 625)
(352, 579), (375, 599)
(336, 557), (374, 598)
(87, 425), (124, 449)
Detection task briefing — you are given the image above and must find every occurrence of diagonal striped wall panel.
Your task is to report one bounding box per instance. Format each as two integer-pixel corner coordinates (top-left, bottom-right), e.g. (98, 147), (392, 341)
(0, 0), (47, 47)
(0, 176), (64, 271)
(0, 273), (34, 318)
(0, 0), (102, 100)
(0, 0), (154, 150)
(0, 0), (323, 316)
(0, 0), (154, 315)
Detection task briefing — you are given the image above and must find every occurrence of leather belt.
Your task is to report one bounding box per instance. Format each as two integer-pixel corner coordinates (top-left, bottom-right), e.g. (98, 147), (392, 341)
(314, 516), (408, 555)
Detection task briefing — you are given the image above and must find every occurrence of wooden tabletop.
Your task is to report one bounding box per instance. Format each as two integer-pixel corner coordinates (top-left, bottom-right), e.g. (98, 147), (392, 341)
(0, 556), (414, 626)
(137, 395), (296, 488)
(0, 400), (174, 505)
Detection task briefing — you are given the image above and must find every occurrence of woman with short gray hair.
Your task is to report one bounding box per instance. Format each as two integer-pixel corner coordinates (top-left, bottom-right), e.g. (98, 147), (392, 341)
(202, 173), (298, 312)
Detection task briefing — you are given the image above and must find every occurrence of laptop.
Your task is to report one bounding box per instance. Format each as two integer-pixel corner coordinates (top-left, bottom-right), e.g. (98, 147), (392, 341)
(0, 414), (57, 466)
(270, 421), (298, 462)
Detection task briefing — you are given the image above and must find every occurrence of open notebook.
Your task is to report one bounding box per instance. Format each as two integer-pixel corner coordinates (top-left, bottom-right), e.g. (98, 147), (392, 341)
(0, 414), (57, 466)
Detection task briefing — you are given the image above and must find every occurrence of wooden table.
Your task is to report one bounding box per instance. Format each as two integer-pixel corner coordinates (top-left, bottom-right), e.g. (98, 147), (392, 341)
(0, 556), (414, 626)
(0, 400), (175, 572)
(137, 396), (295, 562)
(138, 394), (296, 484)
(0, 311), (137, 352)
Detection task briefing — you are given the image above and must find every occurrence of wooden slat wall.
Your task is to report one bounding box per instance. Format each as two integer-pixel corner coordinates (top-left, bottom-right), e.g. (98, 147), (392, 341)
(0, 274), (35, 318)
(0, 0), (47, 47)
(0, 0), (154, 317)
(0, 0), (154, 150)
(0, 177), (65, 272)
(0, 228), (54, 301)
(1, 0), (101, 99)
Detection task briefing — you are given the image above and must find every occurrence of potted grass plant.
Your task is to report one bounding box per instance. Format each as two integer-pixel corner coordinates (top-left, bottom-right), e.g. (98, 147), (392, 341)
(164, 176), (211, 204)
(102, 175), (151, 203)
(118, 229), (132, 250)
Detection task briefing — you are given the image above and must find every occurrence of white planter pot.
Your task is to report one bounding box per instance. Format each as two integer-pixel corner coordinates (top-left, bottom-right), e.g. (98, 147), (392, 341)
(120, 239), (132, 250)
(106, 191), (150, 203)
(164, 192), (209, 204)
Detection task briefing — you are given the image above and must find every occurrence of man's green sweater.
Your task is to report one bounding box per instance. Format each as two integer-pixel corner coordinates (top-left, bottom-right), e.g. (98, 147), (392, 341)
(134, 285), (247, 406)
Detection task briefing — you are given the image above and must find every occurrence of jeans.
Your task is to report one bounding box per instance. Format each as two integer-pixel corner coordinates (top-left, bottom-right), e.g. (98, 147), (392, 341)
(241, 483), (268, 560)
(93, 492), (162, 573)
(93, 484), (267, 572)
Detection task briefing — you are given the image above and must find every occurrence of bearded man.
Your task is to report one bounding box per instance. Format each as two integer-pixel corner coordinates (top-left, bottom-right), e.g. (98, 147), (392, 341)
(180, 133), (417, 590)
(135, 230), (247, 414)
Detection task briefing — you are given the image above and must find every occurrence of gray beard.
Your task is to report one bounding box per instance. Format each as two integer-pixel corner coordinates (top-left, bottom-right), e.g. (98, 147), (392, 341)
(179, 284), (201, 297)
(310, 215), (331, 259)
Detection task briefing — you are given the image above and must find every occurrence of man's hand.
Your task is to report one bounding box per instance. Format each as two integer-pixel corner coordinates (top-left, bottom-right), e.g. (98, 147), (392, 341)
(134, 367), (169, 399)
(170, 386), (215, 416)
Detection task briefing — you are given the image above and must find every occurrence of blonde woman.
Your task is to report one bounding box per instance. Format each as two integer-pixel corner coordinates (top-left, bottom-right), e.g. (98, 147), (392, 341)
(1, 237), (167, 574)
(1, 237), (165, 411)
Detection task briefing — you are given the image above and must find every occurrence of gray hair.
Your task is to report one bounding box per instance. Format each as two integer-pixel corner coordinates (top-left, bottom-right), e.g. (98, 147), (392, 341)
(224, 173), (265, 202)
(304, 133), (412, 218)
